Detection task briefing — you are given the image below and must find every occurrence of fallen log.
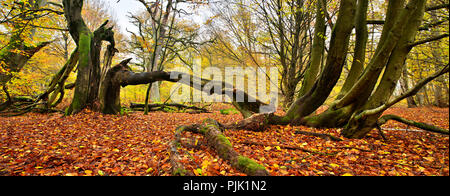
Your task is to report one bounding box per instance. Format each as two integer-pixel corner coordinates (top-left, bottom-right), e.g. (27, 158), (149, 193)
(130, 102), (210, 113)
(172, 119), (270, 176)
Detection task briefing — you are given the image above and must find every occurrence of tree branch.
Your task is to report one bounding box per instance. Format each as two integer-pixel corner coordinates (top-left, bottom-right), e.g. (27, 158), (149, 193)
(409, 33), (449, 48)
(360, 64), (449, 117)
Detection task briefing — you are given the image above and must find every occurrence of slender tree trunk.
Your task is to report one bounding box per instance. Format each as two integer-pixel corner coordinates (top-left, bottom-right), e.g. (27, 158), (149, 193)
(298, 0), (326, 98)
(284, 0), (357, 124)
(400, 68), (417, 108)
(336, 0), (368, 100)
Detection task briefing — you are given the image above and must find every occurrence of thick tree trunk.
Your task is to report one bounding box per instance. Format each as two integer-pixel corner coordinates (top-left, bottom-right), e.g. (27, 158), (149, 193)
(299, 0), (369, 128)
(336, 0), (368, 100)
(63, 0), (115, 115)
(342, 0), (426, 139)
(285, 0), (357, 123)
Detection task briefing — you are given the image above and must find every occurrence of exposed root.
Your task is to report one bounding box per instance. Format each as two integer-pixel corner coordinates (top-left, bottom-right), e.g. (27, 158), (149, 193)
(378, 114), (449, 136)
(169, 125), (198, 176)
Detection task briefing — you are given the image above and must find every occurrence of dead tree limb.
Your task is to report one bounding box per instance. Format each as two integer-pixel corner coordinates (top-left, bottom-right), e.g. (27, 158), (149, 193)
(130, 103), (210, 113)
(172, 119), (270, 176)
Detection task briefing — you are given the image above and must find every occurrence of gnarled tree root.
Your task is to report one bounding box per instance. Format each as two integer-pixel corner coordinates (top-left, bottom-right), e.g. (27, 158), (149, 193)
(171, 119), (270, 176)
(378, 114), (449, 136)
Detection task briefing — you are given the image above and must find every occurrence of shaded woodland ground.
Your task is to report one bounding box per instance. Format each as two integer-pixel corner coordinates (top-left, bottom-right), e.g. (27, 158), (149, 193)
(1, 105), (448, 176)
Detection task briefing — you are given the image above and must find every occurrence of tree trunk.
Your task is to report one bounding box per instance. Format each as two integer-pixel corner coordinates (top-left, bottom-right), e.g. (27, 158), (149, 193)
(298, 0), (326, 98)
(62, 0), (115, 115)
(285, 0), (357, 123)
(336, 0), (369, 100)
(400, 68), (417, 108)
(342, 0), (426, 139)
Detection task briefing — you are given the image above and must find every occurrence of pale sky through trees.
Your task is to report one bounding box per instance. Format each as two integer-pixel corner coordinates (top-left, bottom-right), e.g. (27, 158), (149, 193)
(103, 0), (211, 36)
(104, 0), (143, 35)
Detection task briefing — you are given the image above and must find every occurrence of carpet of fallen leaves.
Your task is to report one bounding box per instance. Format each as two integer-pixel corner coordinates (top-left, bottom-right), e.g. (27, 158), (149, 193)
(0, 106), (448, 176)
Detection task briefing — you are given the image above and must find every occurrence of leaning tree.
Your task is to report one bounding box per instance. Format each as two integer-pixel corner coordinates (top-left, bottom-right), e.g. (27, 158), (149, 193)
(0, 0), (57, 111)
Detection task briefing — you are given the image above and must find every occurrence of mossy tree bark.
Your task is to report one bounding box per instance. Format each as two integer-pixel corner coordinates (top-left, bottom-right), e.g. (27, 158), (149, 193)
(342, 0), (427, 138)
(297, 0), (327, 99)
(284, 0), (357, 123)
(62, 0), (115, 115)
(173, 119), (269, 176)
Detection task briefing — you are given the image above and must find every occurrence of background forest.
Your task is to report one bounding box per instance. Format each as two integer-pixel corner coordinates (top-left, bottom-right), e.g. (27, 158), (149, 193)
(1, 0), (448, 109)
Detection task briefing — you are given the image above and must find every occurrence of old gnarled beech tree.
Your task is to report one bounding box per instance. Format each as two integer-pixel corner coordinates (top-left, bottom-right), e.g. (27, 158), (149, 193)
(39, 0), (448, 175)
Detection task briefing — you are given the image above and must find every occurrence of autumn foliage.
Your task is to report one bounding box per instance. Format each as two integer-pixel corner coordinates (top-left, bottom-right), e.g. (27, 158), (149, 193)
(1, 106), (448, 176)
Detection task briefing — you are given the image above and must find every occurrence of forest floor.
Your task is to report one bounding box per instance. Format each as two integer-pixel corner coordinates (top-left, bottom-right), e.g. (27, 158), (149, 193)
(0, 106), (448, 176)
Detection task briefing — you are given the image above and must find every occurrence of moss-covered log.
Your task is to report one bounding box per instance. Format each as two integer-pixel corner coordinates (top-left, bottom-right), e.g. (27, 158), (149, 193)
(173, 119), (269, 176)
(169, 125), (199, 176)
(201, 119), (269, 176)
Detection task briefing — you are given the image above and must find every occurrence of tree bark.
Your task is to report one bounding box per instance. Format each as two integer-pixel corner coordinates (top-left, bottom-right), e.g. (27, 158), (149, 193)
(285, 0), (357, 123)
(336, 0), (369, 100)
(342, 0), (427, 139)
(298, 0), (326, 98)
(62, 0), (115, 115)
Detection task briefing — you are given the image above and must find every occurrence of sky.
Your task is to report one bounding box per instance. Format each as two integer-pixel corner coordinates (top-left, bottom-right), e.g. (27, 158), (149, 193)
(103, 0), (144, 35)
(103, 0), (212, 36)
